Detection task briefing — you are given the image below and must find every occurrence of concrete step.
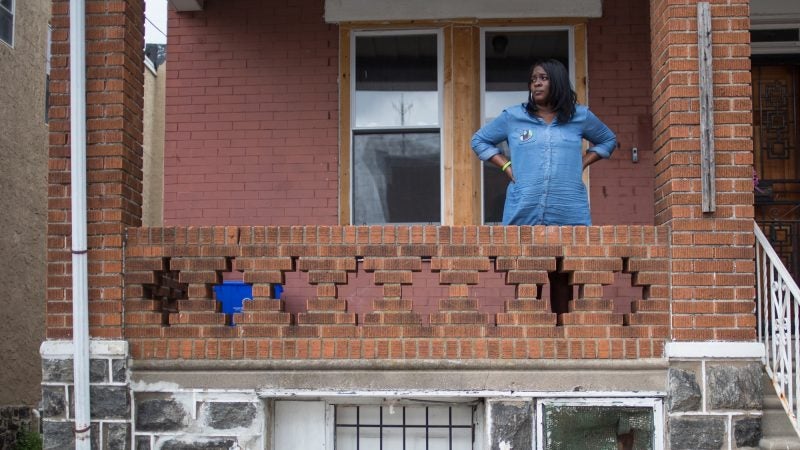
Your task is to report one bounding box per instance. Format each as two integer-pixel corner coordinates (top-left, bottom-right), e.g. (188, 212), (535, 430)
(760, 438), (800, 450)
(761, 374), (800, 449)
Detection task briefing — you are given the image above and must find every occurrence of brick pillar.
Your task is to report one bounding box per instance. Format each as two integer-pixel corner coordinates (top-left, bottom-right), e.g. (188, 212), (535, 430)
(47, 0), (145, 339)
(650, 0), (755, 340)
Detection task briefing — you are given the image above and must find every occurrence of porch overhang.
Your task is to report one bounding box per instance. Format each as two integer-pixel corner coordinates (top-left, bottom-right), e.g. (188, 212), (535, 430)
(168, 0), (204, 12)
(323, 0), (602, 23)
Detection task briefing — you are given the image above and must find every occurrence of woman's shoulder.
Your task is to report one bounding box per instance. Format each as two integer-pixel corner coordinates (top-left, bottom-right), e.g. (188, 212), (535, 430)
(568, 104), (593, 122)
(500, 103), (532, 120)
(503, 103), (528, 114)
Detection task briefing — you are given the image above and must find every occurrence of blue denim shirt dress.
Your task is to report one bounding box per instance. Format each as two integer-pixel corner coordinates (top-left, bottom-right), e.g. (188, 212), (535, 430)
(471, 104), (617, 226)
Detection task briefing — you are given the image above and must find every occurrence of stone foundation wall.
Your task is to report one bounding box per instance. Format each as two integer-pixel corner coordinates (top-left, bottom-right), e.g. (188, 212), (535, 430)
(40, 340), (772, 448)
(0, 406), (39, 449)
(134, 394), (264, 449)
(667, 360), (763, 449)
(40, 342), (130, 449)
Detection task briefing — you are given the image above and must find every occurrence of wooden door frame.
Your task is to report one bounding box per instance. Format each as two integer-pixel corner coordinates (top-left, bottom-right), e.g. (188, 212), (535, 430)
(338, 19), (588, 225)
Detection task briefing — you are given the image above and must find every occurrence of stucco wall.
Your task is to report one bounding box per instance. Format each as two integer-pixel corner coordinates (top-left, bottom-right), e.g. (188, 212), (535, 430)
(0, 0), (49, 405)
(143, 61), (166, 227)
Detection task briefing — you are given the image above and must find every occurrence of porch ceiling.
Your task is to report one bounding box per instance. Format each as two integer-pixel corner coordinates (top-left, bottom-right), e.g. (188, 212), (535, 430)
(168, 0), (203, 12)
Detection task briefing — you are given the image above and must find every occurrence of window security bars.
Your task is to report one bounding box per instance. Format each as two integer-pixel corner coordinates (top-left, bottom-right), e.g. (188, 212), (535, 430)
(335, 405), (475, 450)
(756, 221), (800, 437)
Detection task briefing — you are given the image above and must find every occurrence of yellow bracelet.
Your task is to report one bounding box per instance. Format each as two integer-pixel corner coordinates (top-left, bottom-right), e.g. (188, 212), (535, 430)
(501, 161), (512, 172)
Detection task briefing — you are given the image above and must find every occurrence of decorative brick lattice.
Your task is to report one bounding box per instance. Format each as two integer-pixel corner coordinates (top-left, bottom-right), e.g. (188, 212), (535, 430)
(123, 225), (670, 360)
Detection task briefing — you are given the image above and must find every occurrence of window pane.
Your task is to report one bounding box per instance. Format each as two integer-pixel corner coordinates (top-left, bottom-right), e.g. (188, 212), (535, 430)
(337, 405), (358, 424)
(0, 0), (11, 12)
(428, 428), (451, 450)
(360, 433), (381, 450)
(336, 428), (357, 450)
(355, 91), (439, 128)
(451, 406), (473, 426)
(482, 30), (570, 223)
(452, 428), (473, 449)
(382, 405), (404, 425)
(0, 9), (11, 45)
(355, 34), (438, 129)
(405, 405), (426, 425)
(542, 405), (654, 450)
(383, 428), (404, 450)
(359, 405), (381, 424)
(427, 406), (450, 425)
(353, 132), (441, 224)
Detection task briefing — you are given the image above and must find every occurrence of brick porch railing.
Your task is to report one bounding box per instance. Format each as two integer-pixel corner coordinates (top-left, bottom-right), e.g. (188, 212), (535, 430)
(122, 225), (669, 360)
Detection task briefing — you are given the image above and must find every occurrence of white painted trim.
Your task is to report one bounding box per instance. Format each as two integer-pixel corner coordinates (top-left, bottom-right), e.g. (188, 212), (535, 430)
(254, 388), (665, 399)
(40, 340), (128, 359)
(324, 0), (602, 22)
(144, 57), (157, 76)
(665, 342), (765, 359)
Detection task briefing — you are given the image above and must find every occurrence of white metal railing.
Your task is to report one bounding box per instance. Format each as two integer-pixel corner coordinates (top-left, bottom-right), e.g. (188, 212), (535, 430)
(756, 221), (800, 436)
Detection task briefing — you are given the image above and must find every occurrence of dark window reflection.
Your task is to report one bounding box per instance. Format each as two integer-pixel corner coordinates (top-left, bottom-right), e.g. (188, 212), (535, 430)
(353, 132), (440, 224)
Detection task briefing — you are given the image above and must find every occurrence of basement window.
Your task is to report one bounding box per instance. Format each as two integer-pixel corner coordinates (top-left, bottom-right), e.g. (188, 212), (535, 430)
(271, 399), (477, 449)
(537, 398), (663, 450)
(335, 404), (475, 449)
(0, 0), (12, 46)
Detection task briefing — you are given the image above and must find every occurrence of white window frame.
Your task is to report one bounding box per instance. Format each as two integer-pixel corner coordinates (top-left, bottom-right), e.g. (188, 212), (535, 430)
(0, 0), (14, 47)
(270, 396), (485, 450)
(477, 26), (576, 224)
(535, 397), (664, 450)
(349, 29), (445, 225)
(750, 23), (800, 55)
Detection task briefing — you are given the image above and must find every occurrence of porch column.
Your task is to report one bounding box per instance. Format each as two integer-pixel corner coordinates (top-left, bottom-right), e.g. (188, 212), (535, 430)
(42, 0), (144, 445)
(47, 0), (145, 339)
(650, 1), (762, 448)
(649, 0), (755, 341)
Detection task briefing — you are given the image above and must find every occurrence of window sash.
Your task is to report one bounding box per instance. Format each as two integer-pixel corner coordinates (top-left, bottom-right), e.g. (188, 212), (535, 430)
(350, 29), (444, 225)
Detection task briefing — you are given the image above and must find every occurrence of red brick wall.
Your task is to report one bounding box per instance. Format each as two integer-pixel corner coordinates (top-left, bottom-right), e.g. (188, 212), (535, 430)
(587, 0), (655, 226)
(164, 0), (339, 225)
(47, 0), (145, 339)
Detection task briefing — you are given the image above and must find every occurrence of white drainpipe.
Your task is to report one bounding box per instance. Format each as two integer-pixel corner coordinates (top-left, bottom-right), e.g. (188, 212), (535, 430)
(69, 0), (91, 446)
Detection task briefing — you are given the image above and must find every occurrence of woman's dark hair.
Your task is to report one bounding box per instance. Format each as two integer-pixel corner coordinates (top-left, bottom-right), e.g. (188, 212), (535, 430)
(525, 59), (577, 123)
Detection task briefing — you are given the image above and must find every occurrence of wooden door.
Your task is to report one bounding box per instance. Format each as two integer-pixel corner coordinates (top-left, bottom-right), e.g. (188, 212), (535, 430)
(753, 65), (800, 218)
(753, 64), (800, 274)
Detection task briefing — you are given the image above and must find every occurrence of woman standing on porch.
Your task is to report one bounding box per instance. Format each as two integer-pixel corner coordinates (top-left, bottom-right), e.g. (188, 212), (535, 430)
(471, 59), (617, 226)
